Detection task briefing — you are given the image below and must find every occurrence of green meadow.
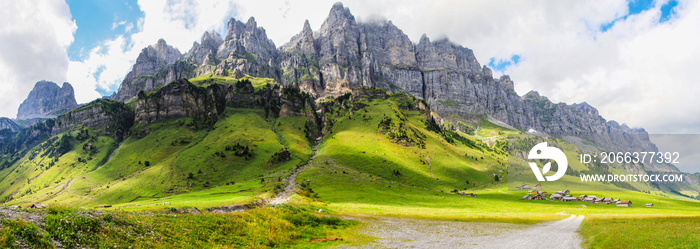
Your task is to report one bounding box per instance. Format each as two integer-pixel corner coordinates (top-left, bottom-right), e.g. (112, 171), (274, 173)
(580, 216), (700, 248)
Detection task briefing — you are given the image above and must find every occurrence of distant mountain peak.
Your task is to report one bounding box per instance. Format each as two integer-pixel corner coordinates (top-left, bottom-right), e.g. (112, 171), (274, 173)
(16, 80), (78, 120)
(0, 117), (21, 132)
(302, 19), (312, 34)
(321, 2), (355, 31)
(246, 16), (257, 29)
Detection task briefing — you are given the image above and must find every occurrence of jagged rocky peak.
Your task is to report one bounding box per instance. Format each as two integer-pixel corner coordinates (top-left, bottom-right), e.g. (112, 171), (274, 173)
(185, 31), (223, 65)
(303, 19), (313, 35)
(17, 81), (78, 120)
(317, 2), (361, 61)
(129, 39), (182, 78)
(281, 20), (315, 54)
(153, 39), (182, 64)
(201, 31), (224, 49)
(321, 2), (356, 31)
(246, 16), (257, 29)
(211, 16), (278, 79)
(497, 75), (514, 91)
(112, 39), (186, 102)
(216, 16), (277, 60)
(570, 102), (599, 116)
(0, 118), (21, 132)
(522, 90), (543, 100)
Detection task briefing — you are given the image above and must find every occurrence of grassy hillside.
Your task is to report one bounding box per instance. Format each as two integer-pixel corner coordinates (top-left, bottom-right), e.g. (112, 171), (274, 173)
(0, 107), (312, 208)
(295, 90), (700, 223)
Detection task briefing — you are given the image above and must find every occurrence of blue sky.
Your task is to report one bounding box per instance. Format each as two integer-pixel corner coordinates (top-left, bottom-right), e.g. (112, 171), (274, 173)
(66, 0), (142, 61)
(600, 0), (678, 32)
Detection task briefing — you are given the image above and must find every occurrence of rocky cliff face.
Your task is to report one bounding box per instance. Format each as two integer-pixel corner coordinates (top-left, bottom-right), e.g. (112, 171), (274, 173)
(184, 31), (224, 66)
(110, 2), (653, 153)
(17, 81), (78, 120)
(277, 3), (653, 152)
(0, 118), (21, 132)
(134, 79), (222, 127)
(213, 17), (279, 79)
(51, 99), (134, 139)
(113, 18), (280, 102)
(112, 39), (187, 102)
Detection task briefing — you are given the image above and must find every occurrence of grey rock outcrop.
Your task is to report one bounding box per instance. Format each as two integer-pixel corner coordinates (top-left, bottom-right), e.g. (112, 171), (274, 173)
(112, 18), (280, 102)
(112, 39), (186, 102)
(278, 20), (323, 96)
(184, 31), (224, 67)
(51, 99), (134, 139)
(17, 81), (78, 120)
(134, 79), (221, 127)
(0, 118), (21, 132)
(213, 17), (278, 79)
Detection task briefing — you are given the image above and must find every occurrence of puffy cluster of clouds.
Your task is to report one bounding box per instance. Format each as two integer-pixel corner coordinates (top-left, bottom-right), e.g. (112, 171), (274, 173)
(0, 0), (75, 119)
(1, 0), (699, 138)
(67, 0), (240, 104)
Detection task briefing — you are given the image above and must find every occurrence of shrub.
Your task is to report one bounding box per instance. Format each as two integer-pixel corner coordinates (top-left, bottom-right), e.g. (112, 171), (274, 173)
(268, 149), (291, 165)
(283, 213), (344, 227)
(298, 182), (318, 198)
(225, 143), (253, 159)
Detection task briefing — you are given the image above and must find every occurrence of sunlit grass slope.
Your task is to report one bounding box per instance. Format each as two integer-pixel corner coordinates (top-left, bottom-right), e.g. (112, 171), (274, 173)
(1, 108), (312, 208)
(295, 91), (700, 222)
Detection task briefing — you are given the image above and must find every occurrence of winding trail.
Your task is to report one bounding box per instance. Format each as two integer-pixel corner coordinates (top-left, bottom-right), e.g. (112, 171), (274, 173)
(268, 137), (321, 205)
(345, 215), (584, 249)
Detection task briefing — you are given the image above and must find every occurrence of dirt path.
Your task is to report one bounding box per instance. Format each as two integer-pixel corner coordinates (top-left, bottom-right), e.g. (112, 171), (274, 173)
(343, 215), (584, 249)
(37, 177), (75, 203)
(268, 137), (321, 205)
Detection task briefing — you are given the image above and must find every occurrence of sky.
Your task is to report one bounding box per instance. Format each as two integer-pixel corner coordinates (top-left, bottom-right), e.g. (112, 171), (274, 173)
(0, 0), (699, 169)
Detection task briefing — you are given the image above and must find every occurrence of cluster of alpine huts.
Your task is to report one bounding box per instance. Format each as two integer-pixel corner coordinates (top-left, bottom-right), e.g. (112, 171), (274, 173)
(516, 184), (646, 207)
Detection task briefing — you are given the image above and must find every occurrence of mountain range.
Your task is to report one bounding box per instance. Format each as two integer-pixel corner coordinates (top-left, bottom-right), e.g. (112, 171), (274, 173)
(106, 3), (653, 155)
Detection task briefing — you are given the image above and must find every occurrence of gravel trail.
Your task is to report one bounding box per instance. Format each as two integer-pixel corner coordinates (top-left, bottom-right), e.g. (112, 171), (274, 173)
(268, 137), (320, 205)
(343, 215), (584, 249)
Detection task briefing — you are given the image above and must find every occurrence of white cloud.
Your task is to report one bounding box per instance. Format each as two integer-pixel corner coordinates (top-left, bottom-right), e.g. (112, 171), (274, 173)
(112, 20), (127, 30)
(501, 0), (700, 134)
(0, 0), (75, 118)
(66, 0), (240, 99)
(67, 35), (135, 102)
(125, 23), (135, 33)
